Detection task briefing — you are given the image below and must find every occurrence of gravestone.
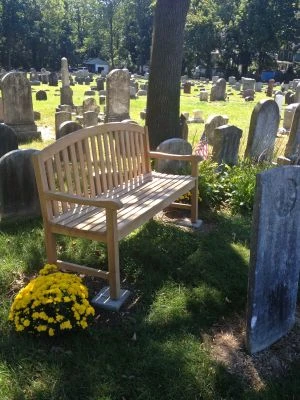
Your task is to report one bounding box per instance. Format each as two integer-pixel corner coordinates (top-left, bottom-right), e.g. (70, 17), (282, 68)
(283, 103), (300, 130)
(179, 114), (188, 141)
(48, 72), (58, 86)
(99, 95), (106, 105)
(83, 97), (99, 113)
(228, 76), (236, 85)
(243, 89), (255, 98)
(212, 76), (219, 84)
(203, 115), (228, 145)
(242, 78), (255, 91)
(0, 149), (40, 220)
(293, 79), (300, 90)
(210, 78), (226, 101)
(199, 91), (209, 101)
(137, 89), (147, 96)
(130, 86), (137, 99)
(154, 138), (192, 174)
(57, 121), (82, 140)
(183, 82), (192, 94)
(60, 86), (73, 106)
(211, 125), (242, 166)
(84, 90), (95, 96)
(61, 57), (70, 87)
(1, 72), (40, 142)
(83, 111), (98, 127)
(0, 123), (18, 157)
(96, 77), (105, 91)
(285, 91), (295, 105)
(55, 111), (72, 138)
(105, 69), (130, 122)
(255, 82), (263, 92)
(284, 104), (300, 159)
(244, 99), (279, 161)
(274, 93), (284, 113)
(36, 90), (47, 101)
(266, 79), (275, 97)
(246, 166), (300, 354)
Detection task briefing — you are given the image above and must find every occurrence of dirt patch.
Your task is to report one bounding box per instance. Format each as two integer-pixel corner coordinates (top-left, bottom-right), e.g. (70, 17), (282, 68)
(205, 311), (300, 391)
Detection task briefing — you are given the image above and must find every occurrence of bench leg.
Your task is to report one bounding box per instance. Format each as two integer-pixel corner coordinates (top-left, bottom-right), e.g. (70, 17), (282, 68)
(190, 184), (198, 223)
(44, 227), (57, 264)
(106, 211), (120, 300)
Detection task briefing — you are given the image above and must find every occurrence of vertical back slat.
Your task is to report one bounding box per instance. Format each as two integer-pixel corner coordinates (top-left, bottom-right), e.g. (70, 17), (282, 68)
(84, 137), (96, 197)
(62, 148), (75, 209)
(138, 133), (146, 174)
(69, 143), (82, 195)
(97, 134), (108, 193)
(125, 130), (133, 182)
(120, 132), (128, 186)
(102, 132), (113, 190)
(90, 135), (102, 195)
(54, 152), (67, 212)
(77, 140), (89, 197)
(114, 133), (124, 186)
(135, 132), (142, 176)
(109, 131), (119, 187)
(129, 130), (137, 180)
(45, 158), (59, 216)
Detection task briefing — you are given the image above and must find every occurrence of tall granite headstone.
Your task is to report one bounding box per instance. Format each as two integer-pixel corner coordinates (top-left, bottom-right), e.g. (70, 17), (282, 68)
(0, 149), (40, 220)
(244, 100), (279, 161)
(105, 69), (130, 122)
(246, 166), (300, 354)
(211, 125), (242, 166)
(1, 72), (40, 142)
(210, 78), (226, 101)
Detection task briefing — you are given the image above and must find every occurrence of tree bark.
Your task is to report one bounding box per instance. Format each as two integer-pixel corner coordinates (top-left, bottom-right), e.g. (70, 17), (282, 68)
(146, 0), (190, 149)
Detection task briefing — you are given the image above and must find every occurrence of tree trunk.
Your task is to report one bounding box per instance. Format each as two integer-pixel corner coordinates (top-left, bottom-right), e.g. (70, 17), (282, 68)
(146, 0), (190, 149)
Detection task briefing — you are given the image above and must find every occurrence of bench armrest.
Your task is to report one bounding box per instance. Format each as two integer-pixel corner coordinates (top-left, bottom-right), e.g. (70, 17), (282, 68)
(149, 151), (202, 163)
(44, 191), (123, 210)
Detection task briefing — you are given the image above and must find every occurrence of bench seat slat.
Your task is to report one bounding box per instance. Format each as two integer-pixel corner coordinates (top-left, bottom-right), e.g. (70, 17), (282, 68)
(51, 172), (196, 240)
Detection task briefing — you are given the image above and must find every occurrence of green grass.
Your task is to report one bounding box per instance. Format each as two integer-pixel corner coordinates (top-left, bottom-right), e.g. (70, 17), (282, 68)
(1, 213), (300, 399)
(2, 78), (298, 399)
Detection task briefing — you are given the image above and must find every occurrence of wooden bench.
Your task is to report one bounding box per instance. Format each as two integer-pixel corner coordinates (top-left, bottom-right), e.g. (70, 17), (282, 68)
(32, 122), (200, 309)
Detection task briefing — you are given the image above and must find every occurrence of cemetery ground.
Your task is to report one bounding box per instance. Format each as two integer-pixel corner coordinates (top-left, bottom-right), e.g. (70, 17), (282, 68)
(1, 80), (299, 399)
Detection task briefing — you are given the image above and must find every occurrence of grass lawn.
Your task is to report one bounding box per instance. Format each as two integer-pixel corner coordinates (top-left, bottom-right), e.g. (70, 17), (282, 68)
(1, 77), (298, 399)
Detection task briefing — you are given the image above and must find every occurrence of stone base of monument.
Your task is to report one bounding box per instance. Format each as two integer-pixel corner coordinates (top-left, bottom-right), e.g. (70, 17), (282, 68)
(91, 287), (131, 311)
(9, 124), (41, 142)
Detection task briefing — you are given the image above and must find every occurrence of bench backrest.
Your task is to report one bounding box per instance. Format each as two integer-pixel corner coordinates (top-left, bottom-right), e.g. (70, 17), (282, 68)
(33, 122), (151, 219)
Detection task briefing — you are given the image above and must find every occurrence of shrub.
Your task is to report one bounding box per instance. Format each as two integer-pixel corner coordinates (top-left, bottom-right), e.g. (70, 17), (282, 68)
(9, 264), (95, 336)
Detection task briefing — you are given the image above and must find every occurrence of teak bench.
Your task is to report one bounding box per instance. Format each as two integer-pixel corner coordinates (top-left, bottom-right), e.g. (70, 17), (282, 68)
(32, 122), (200, 309)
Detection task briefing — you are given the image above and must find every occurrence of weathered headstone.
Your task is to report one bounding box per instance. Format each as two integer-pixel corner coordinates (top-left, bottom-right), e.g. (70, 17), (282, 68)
(48, 72), (58, 86)
(36, 90), (47, 101)
(154, 138), (192, 174)
(203, 115), (228, 145)
(283, 103), (300, 131)
(1, 72), (40, 142)
(274, 93), (284, 113)
(199, 91), (209, 101)
(244, 100), (279, 161)
(0, 123), (18, 157)
(228, 76), (236, 85)
(61, 57), (70, 87)
(183, 82), (192, 94)
(55, 111), (72, 138)
(57, 121), (82, 140)
(0, 149), (40, 220)
(96, 77), (105, 91)
(211, 125), (242, 166)
(210, 78), (226, 101)
(266, 79), (275, 97)
(60, 86), (73, 106)
(83, 97), (99, 113)
(105, 69), (130, 122)
(246, 166), (300, 354)
(284, 104), (300, 159)
(243, 89), (255, 99)
(242, 78), (255, 91)
(212, 76), (219, 84)
(255, 82), (263, 92)
(83, 111), (98, 127)
(179, 114), (188, 141)
(285, 91), (295, 105)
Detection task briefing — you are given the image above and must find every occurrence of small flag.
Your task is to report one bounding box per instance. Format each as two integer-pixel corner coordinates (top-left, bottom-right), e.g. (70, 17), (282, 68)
(194, 133), (208, 160)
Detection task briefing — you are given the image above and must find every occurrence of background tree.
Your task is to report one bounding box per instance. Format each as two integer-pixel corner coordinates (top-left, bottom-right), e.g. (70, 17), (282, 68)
(146, 0), (190, 149)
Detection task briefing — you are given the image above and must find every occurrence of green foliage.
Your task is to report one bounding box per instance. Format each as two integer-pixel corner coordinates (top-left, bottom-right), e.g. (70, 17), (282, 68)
(198, 160), (273, 215)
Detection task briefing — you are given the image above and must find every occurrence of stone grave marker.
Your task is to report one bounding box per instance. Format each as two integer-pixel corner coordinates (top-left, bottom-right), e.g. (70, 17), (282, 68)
(285, 91), (295, 105)
(96, 77), (105, 91)
(55, 111), (72, 138)
(199, 91), (208, 101)
(57, 121), (82, 140)
(48, 72), (58, 86)
(283, 103), (300, 131)
(183, 82), (192, 94)
(83, 97), (99, 113)
(284, 104), (300, 160)
(60, 86), (73, 106)
(105, 69), (130, 122)
(266, 79), (275, 97)
(0, 149), (40, 220)
(246, 166), (300, 354)
(0, 98), (3, 122)
(203, 115), (228, 145)
(154, 138), (192, 174)
(61, 57), (70, 87)
(244, 99), (279, 161)
(211, 125), (242, 166)
(255, 82), (263, 92)
(0, 123), (18, 158)
(1, 72), (40, 142)
(36, 90), (47, 101)
(83, 111), (98, 127)
(210, 78), (226, 101)
(242, 78), (255, 91)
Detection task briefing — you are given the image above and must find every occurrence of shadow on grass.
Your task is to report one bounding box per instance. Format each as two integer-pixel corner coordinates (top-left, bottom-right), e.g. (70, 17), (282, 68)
(2, 213), (298, 399)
